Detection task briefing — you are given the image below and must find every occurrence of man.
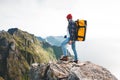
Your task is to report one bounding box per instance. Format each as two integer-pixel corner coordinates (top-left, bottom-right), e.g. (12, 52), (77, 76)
(60, 14), (78, 63)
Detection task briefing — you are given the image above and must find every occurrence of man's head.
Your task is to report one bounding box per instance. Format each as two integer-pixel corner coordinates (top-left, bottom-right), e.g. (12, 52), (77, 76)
(66, 14), (72, 20)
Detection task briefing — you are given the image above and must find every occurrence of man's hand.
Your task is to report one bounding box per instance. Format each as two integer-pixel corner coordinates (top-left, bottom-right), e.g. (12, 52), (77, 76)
(68, 40), (73, 45)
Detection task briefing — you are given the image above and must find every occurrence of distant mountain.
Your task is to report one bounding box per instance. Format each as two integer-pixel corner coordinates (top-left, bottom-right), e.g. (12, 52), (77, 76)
(0, 28), (63, 80)
(43, 36), (74, 57)
(37, 36), (63, 60)
(45, 36), (65, 46)
(37, 36), (45, 42)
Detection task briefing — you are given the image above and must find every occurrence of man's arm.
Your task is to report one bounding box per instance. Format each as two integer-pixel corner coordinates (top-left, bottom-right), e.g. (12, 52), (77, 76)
(68, 21), (76, 41)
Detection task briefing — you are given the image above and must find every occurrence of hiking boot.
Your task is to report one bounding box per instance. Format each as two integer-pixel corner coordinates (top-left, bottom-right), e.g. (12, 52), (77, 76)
(73, 60), (78, 63)
(60, 56), (68, 61)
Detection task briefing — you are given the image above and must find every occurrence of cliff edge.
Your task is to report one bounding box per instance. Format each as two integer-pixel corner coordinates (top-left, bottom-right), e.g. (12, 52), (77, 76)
(29, 61), (118, 80)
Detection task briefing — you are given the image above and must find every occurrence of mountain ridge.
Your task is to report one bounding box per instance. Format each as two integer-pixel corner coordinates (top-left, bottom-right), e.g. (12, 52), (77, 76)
(45, 36), (65, 46)
(0, 28), (63, 80)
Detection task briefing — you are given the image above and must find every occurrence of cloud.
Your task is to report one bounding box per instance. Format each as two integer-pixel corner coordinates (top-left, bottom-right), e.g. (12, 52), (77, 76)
(0, 0), (120, 38)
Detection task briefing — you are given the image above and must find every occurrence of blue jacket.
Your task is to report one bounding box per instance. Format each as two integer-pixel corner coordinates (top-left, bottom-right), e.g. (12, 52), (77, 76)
(68, 20), (77, 41)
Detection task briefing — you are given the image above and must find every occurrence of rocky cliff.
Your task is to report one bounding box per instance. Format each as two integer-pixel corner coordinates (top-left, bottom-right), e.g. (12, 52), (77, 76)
(0, 28), (62, 80)
(29, 61), (118, 80)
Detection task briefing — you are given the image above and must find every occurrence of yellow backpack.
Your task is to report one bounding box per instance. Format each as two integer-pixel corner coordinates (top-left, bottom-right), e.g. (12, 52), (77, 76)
(75, 19), (87, 41)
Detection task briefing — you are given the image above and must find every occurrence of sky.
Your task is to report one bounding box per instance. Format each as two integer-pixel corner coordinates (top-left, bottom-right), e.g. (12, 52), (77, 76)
(0, 0), (120, 79)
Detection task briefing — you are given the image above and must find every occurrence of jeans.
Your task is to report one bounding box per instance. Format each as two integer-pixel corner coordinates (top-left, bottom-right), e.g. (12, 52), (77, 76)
(61, 38), (78, 61)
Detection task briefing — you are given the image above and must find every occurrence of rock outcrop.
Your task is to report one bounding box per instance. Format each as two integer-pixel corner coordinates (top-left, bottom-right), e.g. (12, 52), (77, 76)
(29, 61), (118, 80)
